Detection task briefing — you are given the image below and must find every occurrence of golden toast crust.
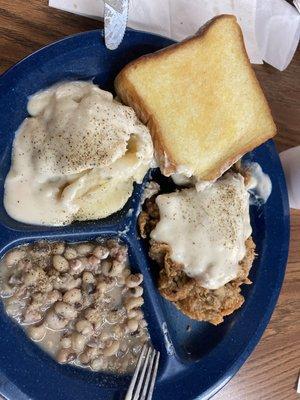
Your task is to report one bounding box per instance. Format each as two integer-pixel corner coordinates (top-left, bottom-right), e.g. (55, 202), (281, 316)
(115, 76), (178, 175)
(115, 15), (276, 181)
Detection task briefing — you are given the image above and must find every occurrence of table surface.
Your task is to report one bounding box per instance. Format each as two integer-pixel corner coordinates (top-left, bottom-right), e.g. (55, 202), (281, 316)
(0, 1), (299, 399)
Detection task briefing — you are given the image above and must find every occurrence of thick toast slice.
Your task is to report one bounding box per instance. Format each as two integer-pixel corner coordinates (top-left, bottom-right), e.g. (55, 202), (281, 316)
(115, 15), (276, 181)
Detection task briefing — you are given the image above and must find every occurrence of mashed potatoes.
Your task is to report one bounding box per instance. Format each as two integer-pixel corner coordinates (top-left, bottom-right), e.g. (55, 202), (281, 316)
(4, 81), (153, 225)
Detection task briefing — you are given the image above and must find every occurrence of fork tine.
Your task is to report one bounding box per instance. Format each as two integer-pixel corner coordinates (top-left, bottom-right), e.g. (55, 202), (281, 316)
(133, 346), (152, 400)
(125, 344), (148, 400)
(146, 350), (160, 400)
(140, 350), (156, 400)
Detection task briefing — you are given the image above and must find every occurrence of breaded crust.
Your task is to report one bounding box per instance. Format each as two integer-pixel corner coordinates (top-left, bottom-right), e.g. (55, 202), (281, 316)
(139, 196), (255, 325)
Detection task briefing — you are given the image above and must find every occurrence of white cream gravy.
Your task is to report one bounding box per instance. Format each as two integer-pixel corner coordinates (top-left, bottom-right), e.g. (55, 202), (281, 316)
(151, 173), (252, 290)
(4, 81), (153, 225)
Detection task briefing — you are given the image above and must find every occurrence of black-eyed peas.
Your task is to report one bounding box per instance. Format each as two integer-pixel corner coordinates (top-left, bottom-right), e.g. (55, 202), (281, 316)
(84, 307), (99, 324)
(101, 260), (112, 276)
(71, 332), (87, 352)
(106, 308), (126, 324)
(129, 286), (144, 298)
(125, 273), (143, 288)
(93, 245), (109, 260)
(99, 330), (111, 342)
(103, 340), (120, 357)
(57, 348), (76, 364)
(63, 288), (82, 305)
(126, 318), (139, 333)
(79, 348), (95, 364)
(82, 271), (95, 285)
(125, 296), (144, 311)
(86, 255), (100, 269)
(69, 259), (84, 274)
(45, 310), (68, 330)
(0, 239), (149, 374)
(75, 319), (93, 335)
(23, 268), (47, 287)
(53, 274), (81, 291)
(91, 357), (108, 371)
(111, 324), (123, 339)
(60, 336), (72, 349)
(54, 302), (78, 319)
(28, 323), (46, 341)
(23, 307), (42, 324)
(52, 255), (69, 273)
(127, 309), (143, 320)
(63, 247), (77, 260)
(108, 260), (125, 277)
(77, 243), (94, 256)
(46, 290), (62, 305)
(5, 249), (26, 266)
(51, 242), (65, 255)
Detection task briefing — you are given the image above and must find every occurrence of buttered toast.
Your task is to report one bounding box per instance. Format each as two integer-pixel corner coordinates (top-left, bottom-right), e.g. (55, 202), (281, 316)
(115, 15), (276, 181)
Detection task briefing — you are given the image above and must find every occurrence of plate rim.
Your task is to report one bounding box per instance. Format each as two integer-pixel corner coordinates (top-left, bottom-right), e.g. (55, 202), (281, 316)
(0, 28), (290, 400)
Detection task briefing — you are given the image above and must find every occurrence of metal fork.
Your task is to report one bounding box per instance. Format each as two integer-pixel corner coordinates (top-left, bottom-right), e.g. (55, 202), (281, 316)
(125, 344), (160, 400)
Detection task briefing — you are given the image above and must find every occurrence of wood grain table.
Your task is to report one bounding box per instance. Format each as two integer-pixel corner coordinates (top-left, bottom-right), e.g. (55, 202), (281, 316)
(0, 1), (299, 399)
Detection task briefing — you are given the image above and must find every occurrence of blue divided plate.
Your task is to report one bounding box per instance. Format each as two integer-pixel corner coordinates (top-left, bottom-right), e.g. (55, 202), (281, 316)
(0, 29), (290, 400)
